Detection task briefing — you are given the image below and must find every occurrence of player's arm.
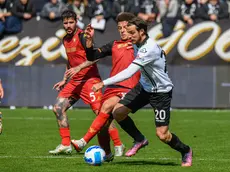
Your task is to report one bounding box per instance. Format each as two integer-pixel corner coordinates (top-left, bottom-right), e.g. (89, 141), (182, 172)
(85, 41), (113, 61)
(103, 63), (140, 86)
(92, 46), (156, 91)
(80, 29), (113, 61)
(92, 63), (141, 92)
(65, 59), (99, 79)
(53, 65), (69, 91)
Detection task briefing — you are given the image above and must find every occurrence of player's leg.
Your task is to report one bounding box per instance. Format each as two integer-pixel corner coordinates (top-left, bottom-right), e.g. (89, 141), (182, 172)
(49, 81), (78, 155)
(90, 88), (126, 157)
(71, 78), (112, 153)
(99, 95), (125, 156)
(151, 90), (192, 167)
(49, 96), (77, 154)
(113, 83), (149, 157)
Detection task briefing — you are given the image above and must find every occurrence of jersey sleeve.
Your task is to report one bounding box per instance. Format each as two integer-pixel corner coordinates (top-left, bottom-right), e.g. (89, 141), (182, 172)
(85, 41), (114, 61)
(103, 63), (141, 86)
(79, 33), (87, 49)
(132, 45), (158, 67)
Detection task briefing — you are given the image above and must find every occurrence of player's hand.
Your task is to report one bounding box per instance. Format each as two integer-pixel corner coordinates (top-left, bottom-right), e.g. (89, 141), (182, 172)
(65, 67), (80, 79)
(92, 82), (104, 92)
(126, 42), (133, 50)
(53, 80), (66, 91)
(0, 82), (4, 99)
(84, 24), (94, 39)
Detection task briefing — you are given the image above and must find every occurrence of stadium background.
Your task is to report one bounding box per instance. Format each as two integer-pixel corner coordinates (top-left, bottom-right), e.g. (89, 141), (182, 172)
(1, 1), (230, 171)
(0, 0), (230, 109)
(1, 18), (230, 108)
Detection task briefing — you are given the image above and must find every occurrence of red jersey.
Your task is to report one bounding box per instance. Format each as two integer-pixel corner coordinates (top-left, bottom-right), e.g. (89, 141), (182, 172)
(85, 39), (140, 88)
(63, 29), (100, 81)
(110, 40), (140, 88)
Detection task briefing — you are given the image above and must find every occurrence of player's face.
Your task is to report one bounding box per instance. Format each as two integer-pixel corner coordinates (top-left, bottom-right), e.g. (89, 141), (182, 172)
(63, 17), (77, 35)
(117, 21), (129, 41)
(126, 25), (141, 44)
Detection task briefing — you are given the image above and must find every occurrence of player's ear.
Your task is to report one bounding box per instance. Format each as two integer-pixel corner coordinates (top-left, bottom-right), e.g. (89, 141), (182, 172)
(140, 29), (145, 37)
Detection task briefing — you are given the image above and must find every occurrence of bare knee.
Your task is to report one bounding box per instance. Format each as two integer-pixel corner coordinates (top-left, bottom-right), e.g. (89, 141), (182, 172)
(112, 103), (130, 122)
(53, 104), (64, 117)
(100, 103), (113, 114)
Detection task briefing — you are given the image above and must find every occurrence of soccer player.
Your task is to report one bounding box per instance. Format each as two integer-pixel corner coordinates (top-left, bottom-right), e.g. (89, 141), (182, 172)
(49, 10), (124, 157)
(91, 17), (193, 167)
(69, 12), (147, 158)
(0, 79), (4, 134)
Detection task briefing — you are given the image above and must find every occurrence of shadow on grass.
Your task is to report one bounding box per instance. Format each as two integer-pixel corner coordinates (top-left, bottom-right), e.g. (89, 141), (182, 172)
(113, 160), (178, 166)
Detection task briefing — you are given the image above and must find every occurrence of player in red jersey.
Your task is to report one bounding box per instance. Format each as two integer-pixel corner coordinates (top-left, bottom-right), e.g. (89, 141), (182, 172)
(68, 13), (145, 160)
(49, 10), (124, 156)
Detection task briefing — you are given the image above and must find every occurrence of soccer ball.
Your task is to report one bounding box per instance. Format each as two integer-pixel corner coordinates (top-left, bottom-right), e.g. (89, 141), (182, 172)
(84, 145), (106, 166)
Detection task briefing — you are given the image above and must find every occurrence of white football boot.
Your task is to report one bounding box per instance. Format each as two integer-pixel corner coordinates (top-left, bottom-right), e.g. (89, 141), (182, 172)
(49, 144), (72, 155)
(114, 144), (125, 156)
(71, 138), (87, 152)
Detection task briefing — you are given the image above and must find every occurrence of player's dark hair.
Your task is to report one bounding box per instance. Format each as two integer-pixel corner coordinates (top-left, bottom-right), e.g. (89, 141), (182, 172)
(116, 12), (136, 23)
(127, 17), (148, 34)
(61, 10), (77, 21)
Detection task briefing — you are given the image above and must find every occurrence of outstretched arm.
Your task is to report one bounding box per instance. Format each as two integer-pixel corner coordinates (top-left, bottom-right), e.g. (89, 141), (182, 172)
(92, 63), (141, 92)
(81, 24), (113, 61)
(65, 59), (99, 79)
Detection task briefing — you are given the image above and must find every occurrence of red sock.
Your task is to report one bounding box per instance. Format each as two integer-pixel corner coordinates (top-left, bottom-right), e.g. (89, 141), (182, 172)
(109, 128), (122, 146)
(83, 112), (110, 143)
(59, 128), (71, 146)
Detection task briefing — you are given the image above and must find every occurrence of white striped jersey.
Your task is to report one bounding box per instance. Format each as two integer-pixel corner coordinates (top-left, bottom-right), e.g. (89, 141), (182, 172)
(132, 37), (173, 93)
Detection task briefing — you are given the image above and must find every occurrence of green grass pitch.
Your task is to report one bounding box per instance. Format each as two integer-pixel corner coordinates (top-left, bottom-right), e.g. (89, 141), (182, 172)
(0, 109), (230, 172)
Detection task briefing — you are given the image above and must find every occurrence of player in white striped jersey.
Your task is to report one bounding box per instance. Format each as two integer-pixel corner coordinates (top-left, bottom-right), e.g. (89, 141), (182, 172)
(92, 17), (192, 167)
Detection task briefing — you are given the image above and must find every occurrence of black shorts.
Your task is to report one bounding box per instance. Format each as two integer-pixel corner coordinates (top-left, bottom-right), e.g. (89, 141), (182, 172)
(119, 83), (172, 127)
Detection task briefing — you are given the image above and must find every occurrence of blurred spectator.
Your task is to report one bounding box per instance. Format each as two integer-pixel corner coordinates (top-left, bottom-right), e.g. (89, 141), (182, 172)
(111, 0), (134, 20)
(200, 0), (229, 21)
(12, 0), (36, 20)
(0, 0), (21, 38)
(41, 0), (67, 20)
(179, 0), (199, 25)
(88, 0), (110, 31)
(67, 0), (85, 28)
(158, 0), (179, 37)
(135, 0), (159, 23)
(33, 0), (49, 13)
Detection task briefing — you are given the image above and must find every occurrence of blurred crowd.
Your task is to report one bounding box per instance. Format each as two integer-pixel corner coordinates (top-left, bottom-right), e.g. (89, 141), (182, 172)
(0, 0), (230, 38)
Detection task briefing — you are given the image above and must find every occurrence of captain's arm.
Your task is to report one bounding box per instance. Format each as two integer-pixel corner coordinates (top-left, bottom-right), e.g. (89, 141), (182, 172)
(85, 41), (114, 61)
(103, 63), (141, 86)
(79, 33), (114, 61)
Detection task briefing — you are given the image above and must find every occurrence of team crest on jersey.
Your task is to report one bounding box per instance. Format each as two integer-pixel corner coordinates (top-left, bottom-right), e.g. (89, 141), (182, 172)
(117, 43), (128, 49)
(139, 48), (147, 53)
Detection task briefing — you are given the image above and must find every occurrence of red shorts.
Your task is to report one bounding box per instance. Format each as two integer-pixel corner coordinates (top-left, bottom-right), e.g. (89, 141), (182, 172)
(101, 87), (131, 104)
(58, 78), (102, 111)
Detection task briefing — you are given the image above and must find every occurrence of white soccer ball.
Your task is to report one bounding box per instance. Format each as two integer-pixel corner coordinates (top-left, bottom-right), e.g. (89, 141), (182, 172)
(84, 145), (106, 166)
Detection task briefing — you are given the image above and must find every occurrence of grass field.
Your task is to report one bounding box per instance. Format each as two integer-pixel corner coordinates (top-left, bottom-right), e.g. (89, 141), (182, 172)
(0, 109), (230, 172)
